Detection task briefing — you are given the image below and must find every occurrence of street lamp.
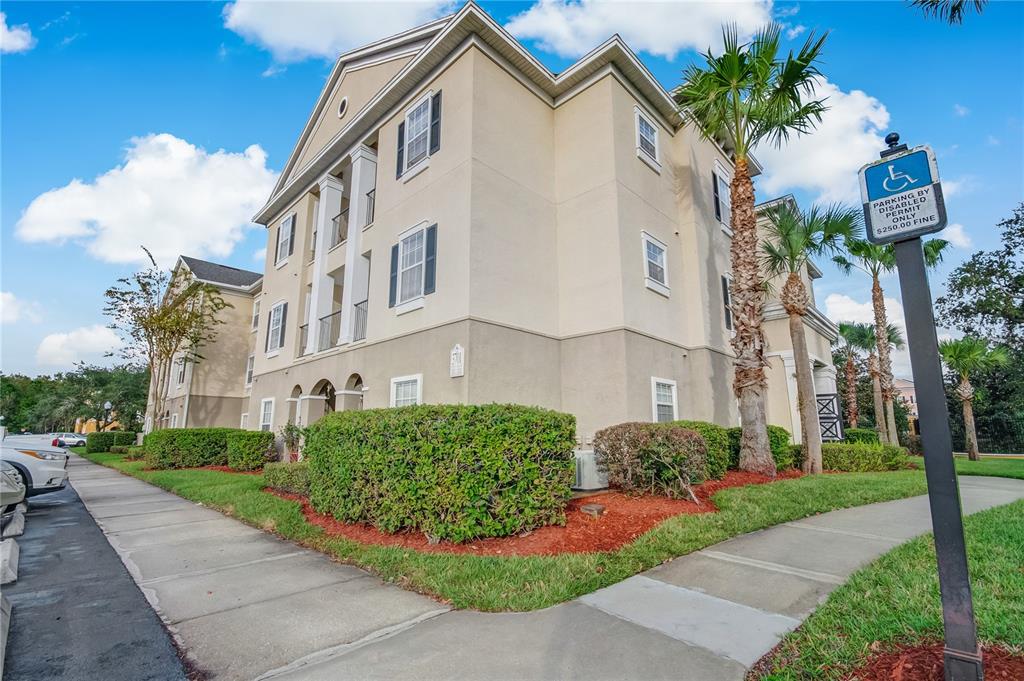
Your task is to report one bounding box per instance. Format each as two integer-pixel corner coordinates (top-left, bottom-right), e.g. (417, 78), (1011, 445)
(103, 401), (113, 431)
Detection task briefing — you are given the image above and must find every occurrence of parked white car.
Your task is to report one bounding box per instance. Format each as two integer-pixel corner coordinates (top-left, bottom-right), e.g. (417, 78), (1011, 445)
(1, 460), (26, 513)
(51, 432), (87, 448)
(1, 441), (69, 497)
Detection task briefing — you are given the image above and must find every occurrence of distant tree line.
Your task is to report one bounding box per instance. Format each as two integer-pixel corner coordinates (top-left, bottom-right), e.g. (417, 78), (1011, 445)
(0, 364), (148, 434)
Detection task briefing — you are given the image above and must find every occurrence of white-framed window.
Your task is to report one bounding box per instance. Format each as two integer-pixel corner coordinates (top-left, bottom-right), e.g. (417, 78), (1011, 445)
(275, 215), (295, 266)
(170, 413), (179, 428)
(251, 299), (260, 331)
(266, 301), (287, 354)
(651, 378), (678, 423)
(721, 274), (734, 333)
(390, 374), (423, 407)
(635, 107), (660, 170)
(398, 227), (426, 304)
(641, 231), (669, 296)
(713, 165), (732, 231)
(176, 359), (186, 385)
(245, 354), (255, 386)
(259, 398), (274, 432)
(404, 95), (431, 172)
(240, 413), (249, 429)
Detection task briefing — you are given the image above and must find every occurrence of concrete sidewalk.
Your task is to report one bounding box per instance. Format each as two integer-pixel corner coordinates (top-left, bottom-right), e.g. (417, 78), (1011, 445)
(70, 455), (1024, 681)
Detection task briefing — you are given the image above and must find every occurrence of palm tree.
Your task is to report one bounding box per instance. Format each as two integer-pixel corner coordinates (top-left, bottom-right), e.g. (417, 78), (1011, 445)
(676, 24), (828, 476)
(938, 337), (1009, 461)
(911, 0), (987, 24)
(836, 322), (875, 429)
(834, 238), (948, 445)
(861, 323), (905, 442)
(762, 202), (860, 473)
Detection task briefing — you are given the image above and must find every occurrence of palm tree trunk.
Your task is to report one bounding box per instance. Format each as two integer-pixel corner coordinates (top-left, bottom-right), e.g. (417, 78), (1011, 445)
(885, 398), (901, 447)
(869, 352), (888, 443)
(957, 376), (979, 461)
(870, 276), (898, 445)
(730, 157), (774, 476)
(789, 310), (822, 474)
(844, 352), (859, 428)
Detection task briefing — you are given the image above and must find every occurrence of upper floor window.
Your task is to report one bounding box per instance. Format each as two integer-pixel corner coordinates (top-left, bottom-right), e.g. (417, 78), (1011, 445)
(245, 354), (255, 386)
(396, 91), (442, 179)
(389, 223), (437, 310)
(642, 231), (669, 297)
(176, 359), (186, 385)
(391, 374), (422, 407)
(170, 413), (179, 428)
(635, 107), (660, 171)
(721, 275), (734, 333)
(251, 299), (260, 331)
(712, 168), (731, 231)
(651, 378), (678, 423)
(265, 301), (287, 354)
(275, 214), (295, 265)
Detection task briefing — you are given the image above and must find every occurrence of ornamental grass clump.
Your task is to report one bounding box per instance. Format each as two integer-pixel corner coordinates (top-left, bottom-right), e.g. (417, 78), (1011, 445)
(303, 404), (576, 543)
(593, 422), (709, 501)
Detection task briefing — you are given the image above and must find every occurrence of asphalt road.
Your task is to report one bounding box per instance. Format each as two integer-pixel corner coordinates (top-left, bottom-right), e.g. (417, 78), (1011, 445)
(2, 481), (191, 681)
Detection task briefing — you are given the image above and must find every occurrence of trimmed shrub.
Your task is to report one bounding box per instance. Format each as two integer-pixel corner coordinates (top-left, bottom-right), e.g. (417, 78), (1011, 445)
(227, 431), (276, 471)
(304, 404), (576, 543)
(821, 442), (907, 472)
(109, 445), (129, 454)
(594, 422), (708, 498)
(844, 428), (881, 445)
(727, 425), (795, 470)
(264, 462), (310, 496)
(673, 420), (730, 479)
(85, 432), (116, 453)
(126, 445), (146, 460)
(143, 428), (240, 469)
(904, 434), (923, 456)
(790, 444), (805, 471)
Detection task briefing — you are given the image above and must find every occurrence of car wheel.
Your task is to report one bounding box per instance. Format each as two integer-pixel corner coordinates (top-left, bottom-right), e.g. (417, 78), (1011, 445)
(8, 467), (27, 490)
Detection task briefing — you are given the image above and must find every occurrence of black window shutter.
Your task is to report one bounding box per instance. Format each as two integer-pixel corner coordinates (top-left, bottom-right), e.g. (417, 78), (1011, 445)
(721, 276), (733, 331)
(712, 172), (721, 222)
(273, 226), (280, 263)
(424, 224), (437, 295)
(279, 303), (287, 347)
(388, 244), (399, 307)
(429, 91), (442, 155)
(287, 217), (295, 256)
(396, 122), (405, 179)
(264, 311), (271, 352)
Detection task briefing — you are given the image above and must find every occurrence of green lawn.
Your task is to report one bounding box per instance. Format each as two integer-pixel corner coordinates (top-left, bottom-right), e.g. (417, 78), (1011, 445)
(74, 450), (1022, 612)
(757, 498), (1024, 680)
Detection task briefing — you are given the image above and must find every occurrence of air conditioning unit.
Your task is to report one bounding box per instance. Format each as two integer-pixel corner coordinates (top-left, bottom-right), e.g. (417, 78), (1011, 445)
(573, 450), (607, 491)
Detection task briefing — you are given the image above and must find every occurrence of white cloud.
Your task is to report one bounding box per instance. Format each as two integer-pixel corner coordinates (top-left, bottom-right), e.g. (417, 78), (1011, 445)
(1, 11), (36, 53)
(938, 223), (972, 249)
(253, 247), (267, 262)
(36, 325), (122, 366)
(756, 77), (890, 204)
(825, 292), (912, 378)
(506, 0), (772, 59)
(784, 24), (807, 40)
(941, 176), (974, 198)
(1, 291), (41, 324)
(15, 133), (277, 268)
(223, 0), (453, 63)
(953, 103), (970, 117)
(986, 135), (1000, 146)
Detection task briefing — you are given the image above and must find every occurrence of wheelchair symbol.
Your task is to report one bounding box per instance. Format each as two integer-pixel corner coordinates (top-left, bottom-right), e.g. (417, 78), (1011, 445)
(882, 164), (918, 193)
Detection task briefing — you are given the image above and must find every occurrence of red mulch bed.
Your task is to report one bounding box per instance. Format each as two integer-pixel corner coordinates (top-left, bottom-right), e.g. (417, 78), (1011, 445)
(267, 469), (802, 556)
(844, 642), (1024, 680)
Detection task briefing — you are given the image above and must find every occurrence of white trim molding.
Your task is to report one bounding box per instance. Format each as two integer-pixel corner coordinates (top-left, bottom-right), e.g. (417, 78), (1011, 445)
(650, 377), (678, 423)
(390, 373), (423, 407)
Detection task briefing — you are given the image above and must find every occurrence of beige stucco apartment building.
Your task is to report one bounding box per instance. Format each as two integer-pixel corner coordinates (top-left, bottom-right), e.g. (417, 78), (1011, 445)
(153, 4), (841, 451)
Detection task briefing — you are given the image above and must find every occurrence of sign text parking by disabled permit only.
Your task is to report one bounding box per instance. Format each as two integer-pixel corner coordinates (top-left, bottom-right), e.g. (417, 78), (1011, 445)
(859, 146), (946, 244)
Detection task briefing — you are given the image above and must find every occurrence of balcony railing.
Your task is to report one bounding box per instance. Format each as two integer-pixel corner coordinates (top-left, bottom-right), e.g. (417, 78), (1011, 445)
(329, 209), (349, 249)
(297, 324), (310, 357)
(365, 190), (375, 227)
(317, 310), (342, 352)
(352, 300), (368, 341)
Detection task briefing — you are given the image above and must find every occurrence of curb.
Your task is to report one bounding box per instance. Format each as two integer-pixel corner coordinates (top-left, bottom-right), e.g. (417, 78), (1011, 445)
(2, 511), (25, 539)
(0, 539), (19, 585)
(0, 594), (10, 672)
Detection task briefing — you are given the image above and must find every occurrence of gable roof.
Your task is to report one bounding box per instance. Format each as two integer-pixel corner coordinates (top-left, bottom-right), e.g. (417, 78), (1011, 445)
(255, 1), (726, 226)
(178, 256), (262, 290)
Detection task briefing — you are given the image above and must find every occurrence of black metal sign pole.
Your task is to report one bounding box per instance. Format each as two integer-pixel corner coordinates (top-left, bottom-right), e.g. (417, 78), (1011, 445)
(893, 237), (983, 681)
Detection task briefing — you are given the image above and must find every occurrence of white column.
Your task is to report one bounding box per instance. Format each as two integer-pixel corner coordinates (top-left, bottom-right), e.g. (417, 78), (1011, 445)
(306, 175), (343, 354)
(340, 145), (377, 344)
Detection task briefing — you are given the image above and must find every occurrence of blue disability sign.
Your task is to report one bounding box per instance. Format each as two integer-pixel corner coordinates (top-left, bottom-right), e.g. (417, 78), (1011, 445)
(859, 145), (945, 244)
(863, 150), (934, 201)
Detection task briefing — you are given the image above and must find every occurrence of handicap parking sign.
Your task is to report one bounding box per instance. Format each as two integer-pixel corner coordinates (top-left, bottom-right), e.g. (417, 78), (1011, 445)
(859, 146), (946, 244)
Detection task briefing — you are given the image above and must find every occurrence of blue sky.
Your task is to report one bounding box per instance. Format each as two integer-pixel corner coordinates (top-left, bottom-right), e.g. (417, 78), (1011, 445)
(2, 1), (1022, 377)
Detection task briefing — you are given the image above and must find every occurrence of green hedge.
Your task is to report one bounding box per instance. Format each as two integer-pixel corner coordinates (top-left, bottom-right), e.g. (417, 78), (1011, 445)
(126, 445), (146, 460)
(226, 431), (276, 471)
(727, 425), (794, 470)
(844, 427), (881, 445)
(594, 422), (708, 497)
(673, 420), (730, 479)
(304, 404), (576, 543)
(264, 462), (310, 496)
(143, 428), (240, 469)
(85, 432), (116, 453)
(109, 445), (129, 454)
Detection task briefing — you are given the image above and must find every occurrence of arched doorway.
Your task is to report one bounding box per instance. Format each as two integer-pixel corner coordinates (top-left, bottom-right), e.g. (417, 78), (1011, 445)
(287, 385), (302, 424)
(312, 379), (337, 413)
(340, 373), (364, 411)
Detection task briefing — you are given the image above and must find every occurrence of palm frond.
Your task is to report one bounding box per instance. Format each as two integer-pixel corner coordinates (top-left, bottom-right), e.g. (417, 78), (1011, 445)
(911, 0), (987, 24)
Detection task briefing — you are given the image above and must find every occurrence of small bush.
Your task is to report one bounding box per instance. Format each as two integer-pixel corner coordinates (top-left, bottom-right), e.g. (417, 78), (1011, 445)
(304, 404), (576, 542)
(264, 462), (310, 496)
(594, 422), (708, 498)
(903, 434), (923, 456)
(85, 432), (116, 453)
(727, 425), (794, 470)
(227, 431), (276, 471)
(126, 445), (146, 461)
(790, 444), (805, 471)
(673, 420), (729, 479)
(821, 443), (907, 472)
(844, 428), (881, 445)
(109, 445), (129, 454)
(143, 428), (240, 469)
